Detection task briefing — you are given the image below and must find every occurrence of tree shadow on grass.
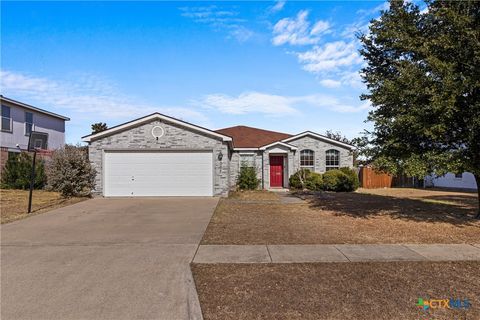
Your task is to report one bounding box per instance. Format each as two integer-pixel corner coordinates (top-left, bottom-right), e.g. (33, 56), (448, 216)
(306, 192), (479, 226)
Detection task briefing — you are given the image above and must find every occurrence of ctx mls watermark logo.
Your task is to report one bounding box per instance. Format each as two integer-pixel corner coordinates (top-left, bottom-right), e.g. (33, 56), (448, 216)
(416, 298), (471, 311)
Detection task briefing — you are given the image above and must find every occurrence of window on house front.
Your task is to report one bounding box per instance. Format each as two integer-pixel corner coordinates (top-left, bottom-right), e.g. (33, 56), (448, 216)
(300, 149), (314, 167)
(25, 112), (33, 136)
(240, 154), (255, 168)
(325, 149), (340, 171)
(455, 173), (463, 179)
(1, 105), (12, 132)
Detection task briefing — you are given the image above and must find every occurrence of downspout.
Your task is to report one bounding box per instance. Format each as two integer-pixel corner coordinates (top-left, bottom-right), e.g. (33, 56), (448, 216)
(261, 151), (264, 190)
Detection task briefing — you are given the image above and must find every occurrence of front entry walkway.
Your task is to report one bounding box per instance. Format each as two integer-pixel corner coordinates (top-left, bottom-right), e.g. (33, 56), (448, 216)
(1, 197), (218, 320)
(193, 244), (480, 263)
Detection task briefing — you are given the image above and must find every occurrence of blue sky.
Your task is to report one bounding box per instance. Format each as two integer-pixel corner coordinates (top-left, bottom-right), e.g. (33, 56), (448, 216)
(1, 1), (392, 144)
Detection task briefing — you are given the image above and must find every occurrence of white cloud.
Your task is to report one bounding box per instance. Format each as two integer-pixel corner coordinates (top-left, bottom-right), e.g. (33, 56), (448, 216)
(272, 10), (330, 46)
(296, 41), (363, 73)
(299, 95), (371, 113)
(339, 71), (364, 89)
(196, 91), (369, 115)
(319, 79), (341, 88)
(356, 2), (389, 16)
(340, 20), (370, 39)
(179, 5), (253, 42)
(197, 92), (297, 116)
(0, 70), (210, 125)
(310, 20), (330, 36)
(270, 0), (286, 13)
(227, 25), (254, 43)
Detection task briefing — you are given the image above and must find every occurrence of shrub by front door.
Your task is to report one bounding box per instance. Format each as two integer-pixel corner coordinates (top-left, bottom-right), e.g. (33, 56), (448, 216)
(269, 156), (284, 187)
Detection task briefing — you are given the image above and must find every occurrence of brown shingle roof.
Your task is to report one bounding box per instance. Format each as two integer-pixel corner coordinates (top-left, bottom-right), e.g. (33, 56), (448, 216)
(215, 125), (292, 148)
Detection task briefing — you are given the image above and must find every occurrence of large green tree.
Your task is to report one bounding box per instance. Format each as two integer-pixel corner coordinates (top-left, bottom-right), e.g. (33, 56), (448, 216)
(359, 0), (480, 218)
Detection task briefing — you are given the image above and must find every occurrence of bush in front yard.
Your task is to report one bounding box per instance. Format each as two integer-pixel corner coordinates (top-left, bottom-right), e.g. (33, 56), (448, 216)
(323, 169), (357, 192)
(237, 164), (259, 190)
(1, 152), (46, 189)
(45, 145), (96, 197)
(289, 169), (323, 191)
(339, 167), (360, 191)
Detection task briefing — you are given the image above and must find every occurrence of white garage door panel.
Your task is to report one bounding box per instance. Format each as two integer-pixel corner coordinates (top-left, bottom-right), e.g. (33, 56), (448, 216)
(104, 152), (213, 196)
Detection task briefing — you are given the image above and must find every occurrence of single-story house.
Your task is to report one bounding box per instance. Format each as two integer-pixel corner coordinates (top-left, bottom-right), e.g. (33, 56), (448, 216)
(425, 172), (478, 191)
(82, 113), (354, 197)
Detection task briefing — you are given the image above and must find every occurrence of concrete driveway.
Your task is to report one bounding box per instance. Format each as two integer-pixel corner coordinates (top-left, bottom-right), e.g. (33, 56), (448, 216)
(1, 197), (218, 320)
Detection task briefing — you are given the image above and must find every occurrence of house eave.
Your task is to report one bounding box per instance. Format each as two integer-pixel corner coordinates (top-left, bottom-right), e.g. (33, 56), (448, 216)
(282, 131), (355, 150)
(259, 141), (298, 151)
(82, 112), (233, 143)
(0, 95), (70, 121)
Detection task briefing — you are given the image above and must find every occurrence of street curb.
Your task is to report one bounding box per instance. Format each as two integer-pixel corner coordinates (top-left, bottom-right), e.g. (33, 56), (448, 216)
(186, 265), (204, 320)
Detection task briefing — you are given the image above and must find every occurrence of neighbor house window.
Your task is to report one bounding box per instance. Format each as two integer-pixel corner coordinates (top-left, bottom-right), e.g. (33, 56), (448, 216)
(1, 105), (12, 132)
(455, 173), (463, 179)
(300, 149), (314, 167)
(240, 154), (255, 168)
(325, 149), (340, 171)
(25, 112), (33, 136)
(8, 151), (18, 160)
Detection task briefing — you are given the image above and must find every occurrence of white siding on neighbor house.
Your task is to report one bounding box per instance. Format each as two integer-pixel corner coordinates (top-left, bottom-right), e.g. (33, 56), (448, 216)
(426, 172), (478, 190)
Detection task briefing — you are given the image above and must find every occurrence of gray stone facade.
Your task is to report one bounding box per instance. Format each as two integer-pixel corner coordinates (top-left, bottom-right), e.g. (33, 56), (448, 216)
(228, 136), (354, 190)
(88, 119), (230, 196)
(87, 118), (354, 195)
(261, 144), (295, 189)
(288, 136), (354, 173)
(229, 151), (263, 188)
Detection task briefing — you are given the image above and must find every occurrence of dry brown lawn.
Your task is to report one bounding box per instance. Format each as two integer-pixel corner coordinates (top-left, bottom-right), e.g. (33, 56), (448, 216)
(201, 188), (479, 244)
(192, 261), (480, 320)
(0, 189), (87, 224)
(228, 190), (280, 201)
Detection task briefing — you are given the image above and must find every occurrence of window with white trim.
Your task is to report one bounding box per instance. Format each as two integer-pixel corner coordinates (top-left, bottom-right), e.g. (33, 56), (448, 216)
(325, 149), (340, 171)
(240, 154), (255, 168)
(455, 173), (462, 179)
(1, 105), (12, 132)
(300, 149), (314, 167)
(25, 112), (33, 136)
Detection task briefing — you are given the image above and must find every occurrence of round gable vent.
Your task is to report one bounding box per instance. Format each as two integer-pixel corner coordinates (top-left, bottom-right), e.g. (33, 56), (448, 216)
(151, 126), (165, 140)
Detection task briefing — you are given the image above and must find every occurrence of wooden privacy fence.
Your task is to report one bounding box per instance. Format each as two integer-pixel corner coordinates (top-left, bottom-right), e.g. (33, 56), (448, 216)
(359, 166), (393, 189)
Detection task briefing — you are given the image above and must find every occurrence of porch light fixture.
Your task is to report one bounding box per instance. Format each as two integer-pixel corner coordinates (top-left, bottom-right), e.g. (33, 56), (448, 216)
(218, 151), (223, 161)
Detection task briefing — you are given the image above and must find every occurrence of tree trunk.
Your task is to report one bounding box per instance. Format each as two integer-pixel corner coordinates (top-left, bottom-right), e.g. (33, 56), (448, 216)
(475, 174), (480, 219)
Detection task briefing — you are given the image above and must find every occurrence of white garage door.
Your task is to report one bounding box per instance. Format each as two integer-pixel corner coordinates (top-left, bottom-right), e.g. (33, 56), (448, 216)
(104, 151), (213, 196)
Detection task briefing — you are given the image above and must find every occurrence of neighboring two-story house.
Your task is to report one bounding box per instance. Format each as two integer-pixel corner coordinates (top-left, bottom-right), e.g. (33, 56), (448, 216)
(0, 95), (70, 169)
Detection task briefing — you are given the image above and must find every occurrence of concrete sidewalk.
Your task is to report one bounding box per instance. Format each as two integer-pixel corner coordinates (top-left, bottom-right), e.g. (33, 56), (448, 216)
(193, 244), (480, 263)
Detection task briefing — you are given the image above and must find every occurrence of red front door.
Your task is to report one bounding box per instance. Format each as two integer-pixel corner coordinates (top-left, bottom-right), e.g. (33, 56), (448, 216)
(270, 156), (284, 188)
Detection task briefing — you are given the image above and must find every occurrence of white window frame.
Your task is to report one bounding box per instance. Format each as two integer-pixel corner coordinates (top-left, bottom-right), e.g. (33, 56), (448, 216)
(325, 149), (340, 171)
(300, 149), (314, 169)
(25, 112), (34, 136)
(1, 105), (12, 132)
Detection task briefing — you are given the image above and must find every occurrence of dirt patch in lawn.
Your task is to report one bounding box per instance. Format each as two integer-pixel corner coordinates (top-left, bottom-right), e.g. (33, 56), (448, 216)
(201, 189), (479, 244)
(1, 189), (87, 224)
(192, 261), (479, 320)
